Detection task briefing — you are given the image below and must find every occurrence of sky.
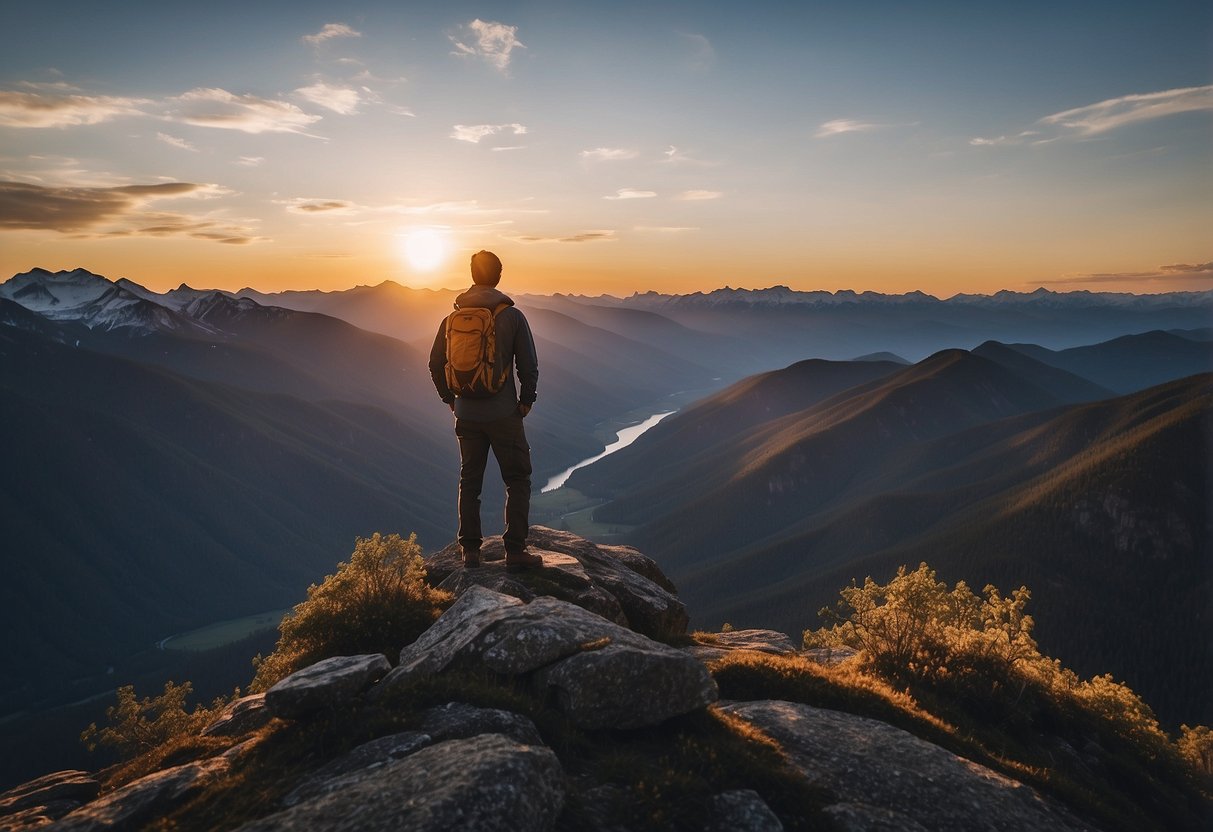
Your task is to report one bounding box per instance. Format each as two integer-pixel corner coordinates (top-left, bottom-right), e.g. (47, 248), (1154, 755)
(0, 0), (1210, 297)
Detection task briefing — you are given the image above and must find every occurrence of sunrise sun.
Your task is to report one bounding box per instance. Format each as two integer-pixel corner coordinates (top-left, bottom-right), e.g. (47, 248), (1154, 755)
(398, 227), (450, 272)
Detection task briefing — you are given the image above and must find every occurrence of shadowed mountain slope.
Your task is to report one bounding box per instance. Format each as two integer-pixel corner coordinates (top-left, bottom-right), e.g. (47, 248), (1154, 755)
(0, 324), (454, 711)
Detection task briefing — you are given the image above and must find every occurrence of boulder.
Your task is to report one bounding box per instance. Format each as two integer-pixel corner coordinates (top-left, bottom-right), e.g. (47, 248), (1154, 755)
(282, 731), (432, 808)
(709, 789), (785, 832)
(425, 526), (688, 639)
(822, 802), (930, 831)
(721, 701), (1094, 831)
(0, 770), (99, 817)
(233, 734), (564, 832)
(419, 701), (543, 746)
(688, 629), (800, 662)
(265, 654), (391, 720)
(202, 692), (271, 737)
(50, 758), (228, 832)
(374, 588), (717, 730)
(535, 640), (718, 730)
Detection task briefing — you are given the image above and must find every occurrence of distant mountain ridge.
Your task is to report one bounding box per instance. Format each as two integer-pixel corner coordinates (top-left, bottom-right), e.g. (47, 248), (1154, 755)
(569, 342), (1212, 727)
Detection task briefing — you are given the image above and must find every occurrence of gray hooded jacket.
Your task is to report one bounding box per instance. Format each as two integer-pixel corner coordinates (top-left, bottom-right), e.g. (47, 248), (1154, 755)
(429, 285), (539, 422)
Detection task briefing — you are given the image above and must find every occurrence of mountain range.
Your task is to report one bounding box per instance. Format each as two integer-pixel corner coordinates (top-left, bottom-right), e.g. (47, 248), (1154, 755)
(566, 331), (1211, 727)
(1, 265), (1209, 734)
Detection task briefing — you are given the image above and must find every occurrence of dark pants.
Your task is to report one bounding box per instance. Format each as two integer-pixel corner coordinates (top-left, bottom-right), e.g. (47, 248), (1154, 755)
(455, 413), (532, 553)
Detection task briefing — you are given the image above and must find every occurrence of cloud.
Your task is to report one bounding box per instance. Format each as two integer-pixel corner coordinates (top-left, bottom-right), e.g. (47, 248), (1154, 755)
(969, 131), (1040, 147)
(281, 199), (356, 214)
(662, 145), (714, 166)
(157, 132), (198, 152)
(295, 81), (361, 115)
(813, 118), (889, 139)
(580, 147), (638, 161)
(451, 19), (525, 72)
(1041, 85), (1213, 136)
(0, 90), (150, 128)
(680, 32), (715, 71)
(450, 123), (527, 143)
(634, 226), (698, 233)
(675, 189), (722, 201)
(505, 230), (617, 244)
(303, 23), (362, 46)
(234, 156), (264, 167)
(171, 88), (323, 135)
(492, 145), (526, 152)
(1048, 261), (1213, 285)
(604, 188), (657, 200)
(0, 180), (259, 243)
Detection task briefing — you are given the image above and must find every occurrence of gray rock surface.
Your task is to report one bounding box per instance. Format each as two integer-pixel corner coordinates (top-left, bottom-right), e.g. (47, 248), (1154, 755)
(822, 801), (930, 832)
(49, 758), (228, 832)
(375, 587), (716, 730)
(265, 654), (390, 720)
(282, 702), (543, 810)
(419, 701), (543, 746)
(202, 692), (271, 737)
(426, 526), (688, 639)
(234, 734), (564, 832)
(0, 771), (99, 817)
(722, 700), (1094, 831)
(688, 629), (801, 662)
(709, 789), (785, 832)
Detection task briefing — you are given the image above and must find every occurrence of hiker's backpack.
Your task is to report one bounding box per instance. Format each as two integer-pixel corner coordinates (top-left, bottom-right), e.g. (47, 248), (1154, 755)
(444, 302), (511, 398)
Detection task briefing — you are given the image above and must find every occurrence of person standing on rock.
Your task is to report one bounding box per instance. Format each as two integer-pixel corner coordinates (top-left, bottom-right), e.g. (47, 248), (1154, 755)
(429, 250), (543, 571)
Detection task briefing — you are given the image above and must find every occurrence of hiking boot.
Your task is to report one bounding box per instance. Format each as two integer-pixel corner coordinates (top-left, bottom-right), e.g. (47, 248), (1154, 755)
(462, 547), (482, 568)
(504, 549), (543, 572)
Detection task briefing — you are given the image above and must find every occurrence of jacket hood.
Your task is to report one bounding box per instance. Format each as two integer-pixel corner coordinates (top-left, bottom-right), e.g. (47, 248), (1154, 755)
(455, 285), (514, 310)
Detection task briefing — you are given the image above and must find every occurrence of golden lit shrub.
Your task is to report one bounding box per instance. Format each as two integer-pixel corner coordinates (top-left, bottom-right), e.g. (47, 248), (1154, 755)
(80, 681), (223, 759)
(251, 533), (452, 691)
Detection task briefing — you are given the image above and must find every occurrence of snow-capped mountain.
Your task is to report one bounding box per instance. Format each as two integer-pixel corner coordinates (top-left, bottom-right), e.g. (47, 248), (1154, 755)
(0, 268), (227, 336)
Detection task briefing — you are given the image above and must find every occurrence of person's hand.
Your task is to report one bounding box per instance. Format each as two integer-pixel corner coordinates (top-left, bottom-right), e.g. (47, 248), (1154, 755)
(518, 403), (532, 418)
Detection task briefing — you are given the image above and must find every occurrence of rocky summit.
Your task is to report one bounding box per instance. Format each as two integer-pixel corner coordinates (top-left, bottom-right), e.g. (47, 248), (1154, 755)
(0, 528), (1189, 831)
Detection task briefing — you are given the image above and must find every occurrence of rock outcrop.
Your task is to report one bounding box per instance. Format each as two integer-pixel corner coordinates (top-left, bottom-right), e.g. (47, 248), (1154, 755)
(375, 586), (718, 730)
(265, 654), (391, 720)
(425, 526), (689, 639)
(0, 771), (100, 831)
(721, 700), (1094, 831)
(234, 734), (564, 832)
(202, 693), (272, 738)
(49, 758), (229, 832)
(686, 628), (800, 662)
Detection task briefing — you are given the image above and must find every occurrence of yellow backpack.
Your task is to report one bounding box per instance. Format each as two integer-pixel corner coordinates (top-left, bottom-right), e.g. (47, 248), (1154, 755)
(444, 302), (510, 398)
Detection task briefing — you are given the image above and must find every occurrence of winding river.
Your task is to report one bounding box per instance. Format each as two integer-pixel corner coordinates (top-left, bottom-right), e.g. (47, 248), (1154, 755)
(541, 410), (676, 493)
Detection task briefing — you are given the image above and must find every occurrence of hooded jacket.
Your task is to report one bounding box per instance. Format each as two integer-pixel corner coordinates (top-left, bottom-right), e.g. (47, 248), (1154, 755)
(429, 284), (539, 422)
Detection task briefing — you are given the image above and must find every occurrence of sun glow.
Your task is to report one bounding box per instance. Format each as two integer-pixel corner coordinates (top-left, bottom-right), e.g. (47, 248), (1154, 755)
(398, 227), (451, 272)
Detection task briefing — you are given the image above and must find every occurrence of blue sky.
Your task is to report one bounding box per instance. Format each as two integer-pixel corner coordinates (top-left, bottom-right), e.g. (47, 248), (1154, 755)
(1, 1), (1209, 295)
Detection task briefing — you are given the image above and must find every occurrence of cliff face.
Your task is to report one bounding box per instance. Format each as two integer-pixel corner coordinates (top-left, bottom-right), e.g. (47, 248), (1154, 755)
(1, 528), (1202, 831)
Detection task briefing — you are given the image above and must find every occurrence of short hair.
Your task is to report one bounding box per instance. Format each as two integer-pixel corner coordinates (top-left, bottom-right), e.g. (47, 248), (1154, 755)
(470, 250), (503, 286)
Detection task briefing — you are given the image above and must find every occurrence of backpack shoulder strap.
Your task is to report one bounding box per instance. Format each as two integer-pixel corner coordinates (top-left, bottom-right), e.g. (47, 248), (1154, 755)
(491, 302), (510, 317)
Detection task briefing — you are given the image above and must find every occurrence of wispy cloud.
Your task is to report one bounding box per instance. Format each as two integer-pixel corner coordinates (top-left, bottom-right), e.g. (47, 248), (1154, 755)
(295, 81), (361, 115)
(1041, 86), (1213, 136)
(303, 23), (362, 46)
(604, 188), (657, 200)
(634, 226), (698, 233)
(505, 229), (617, 244)
(973, 86), (1213, 147)
(675, 189), (722, 201)
(662, 145), (714, 166)
(450, 123), (527, 143)
(492, 145), (526, 152)
(234, 156), (264, 167)
(280, 198), (356, 214)
(813, 118), (889, 139)
(0, 89), (150, 128)
(171, 88), (323, 136)
(156, 132), (198, 152)
(0, 179), (259, 243)
(451, 19), (525, 73)
(679, 32), (715, 71)
(580, 147), (638, 161)
(1048, 260), (1213, 285)
(969, 131), (1040, 147)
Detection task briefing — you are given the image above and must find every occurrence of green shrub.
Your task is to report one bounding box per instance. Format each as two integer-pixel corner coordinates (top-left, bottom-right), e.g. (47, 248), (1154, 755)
(250, 533), (452, 691)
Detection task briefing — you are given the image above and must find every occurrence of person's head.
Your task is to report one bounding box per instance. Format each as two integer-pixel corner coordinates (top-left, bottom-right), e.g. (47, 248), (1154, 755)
(470, 250), (503, 286)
